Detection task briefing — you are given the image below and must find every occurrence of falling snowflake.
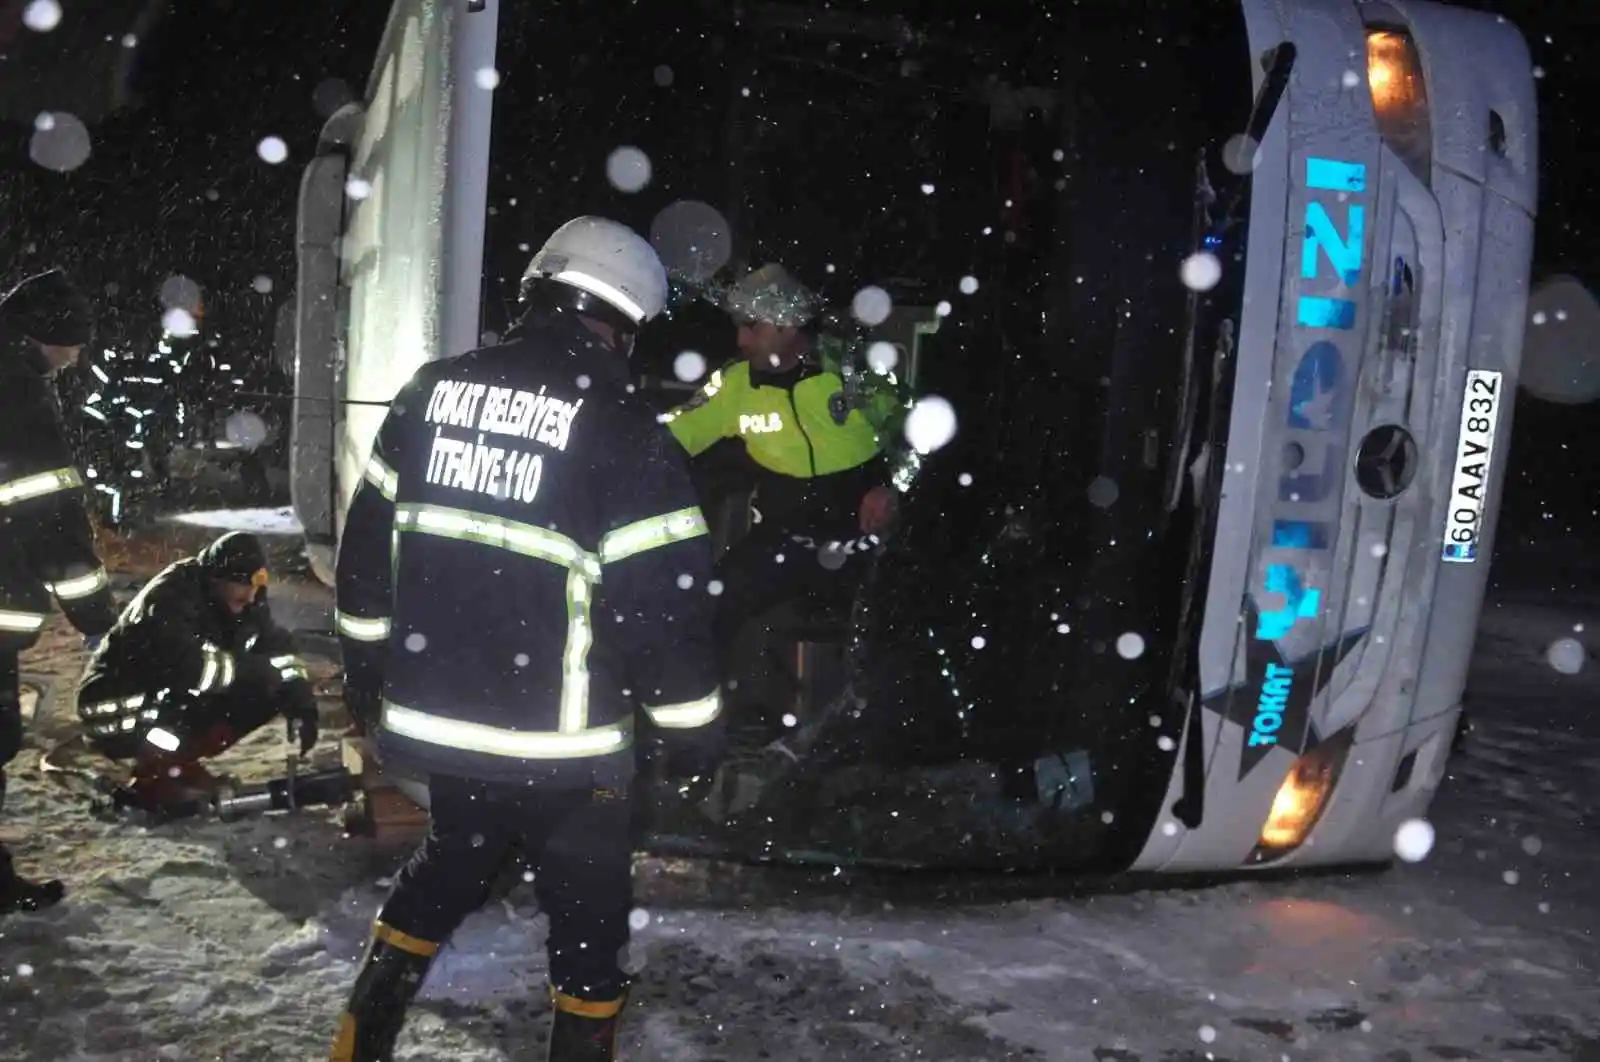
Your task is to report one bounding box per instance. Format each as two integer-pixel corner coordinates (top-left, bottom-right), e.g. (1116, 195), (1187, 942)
(706, 579), (724, 597)
(1502, 869), (1521, 885)
(970, 635), (987, 650)
(851, 286), (893, 327)
(958, 275), (979, 295)
(628, 908), (651, 930)
(605, 146), (652, 194)
(1393, 818), (1435, 862)
(404, 632), (427, 653)
(1086, 476), (1120, 509)
(935, 300), (952, 317)
(1198, 1025), (1217, 1044)
(16, 963), (34, 978)
(958, 472), (973, 487)
(29, 111), (91, 172)
(1545, 637), (1585, 675)
(1341, 69), (1362, 89)
(781, 713), (798, 728)
(257, 137), (289, 165)
(653, 65), (674, 87)
(474, 68), (501, 90)
(673, 351), (707, 382)
(904, 396), (957, 454)
(576, 374), (591, 390)
(1221, 133), (1262, 175)
(1370, 542), (1389, 558)
(1180, 252), (1223, 292)
(514, 653), (530, 668)
(1157, 735), (1176, 752)
(251, 275), (274, 295)
(273, 837), (289, 850)
(1115, 632), (1146, 660)
(676, 573), (694, 590)
(22, 1), (61, 33)
(1161, 821), (1180, 837)
(866, 341), (899, 375)
(346, 177), (373, 201)
(33, 113), (54, 132)
(920, 182), (935, 195)
(159, 275), (203, 312)
(1521, 834), (1543, 856)
(162, 308), (198, 338)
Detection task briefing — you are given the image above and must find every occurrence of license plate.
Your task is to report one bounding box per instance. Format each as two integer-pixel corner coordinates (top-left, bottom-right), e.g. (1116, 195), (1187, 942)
(1440, 369), (1503, 563)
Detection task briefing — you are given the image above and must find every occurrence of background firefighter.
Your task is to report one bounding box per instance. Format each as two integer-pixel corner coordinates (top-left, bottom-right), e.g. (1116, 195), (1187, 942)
(660, 264), (908, 729)
(328, 217), (723, 1062)
(76, 530), (319, 810)
(0, 268), (115, 917)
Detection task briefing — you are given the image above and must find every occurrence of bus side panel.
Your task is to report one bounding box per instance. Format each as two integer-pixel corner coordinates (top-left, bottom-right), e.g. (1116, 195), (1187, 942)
(439, 0), (498, 362)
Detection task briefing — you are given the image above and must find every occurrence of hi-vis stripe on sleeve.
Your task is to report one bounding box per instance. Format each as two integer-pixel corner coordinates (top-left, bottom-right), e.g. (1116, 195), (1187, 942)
(598, 507), (709, 565)
(270, 653), (311, 683)
(336, 611), (391, 643)
(0, 467), (84, 506)
(382, 699), (633, 760)
(644, 689), (721, 729)
(191, 642), (237, 694)
(363, 453), (399, 502)
(46, 567), (110, 601)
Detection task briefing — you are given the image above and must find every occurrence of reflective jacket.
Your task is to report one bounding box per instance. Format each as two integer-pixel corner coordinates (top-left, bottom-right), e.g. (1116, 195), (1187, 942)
(660, 336), (907, 528)
(335, 312), (721, 788)
(76, 558), (307, 743)
(0, 327), (115, 650)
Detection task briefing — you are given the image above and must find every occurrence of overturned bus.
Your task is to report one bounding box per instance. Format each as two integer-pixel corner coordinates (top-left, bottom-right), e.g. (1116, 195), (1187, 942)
(289, 0), (1538, 874)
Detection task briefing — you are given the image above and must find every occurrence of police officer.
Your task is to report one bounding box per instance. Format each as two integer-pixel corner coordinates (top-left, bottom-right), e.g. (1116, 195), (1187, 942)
(660, 264), (907, 707)
(76, 530), (318, 811)
(328, 217), (722, 1062)
(0, 268), (116, 916)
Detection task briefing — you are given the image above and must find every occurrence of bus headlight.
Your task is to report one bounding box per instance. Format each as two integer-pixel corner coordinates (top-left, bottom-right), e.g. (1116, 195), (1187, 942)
(1365, 29), (1431, 181)
(1250, 728), (1354, 862)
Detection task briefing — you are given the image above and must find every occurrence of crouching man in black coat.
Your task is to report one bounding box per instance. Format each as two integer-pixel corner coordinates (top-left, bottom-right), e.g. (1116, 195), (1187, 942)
(76, 531), (319, 810)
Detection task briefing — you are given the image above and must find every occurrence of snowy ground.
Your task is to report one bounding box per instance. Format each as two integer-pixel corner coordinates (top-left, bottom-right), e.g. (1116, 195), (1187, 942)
(0, 542), (1595, 1061)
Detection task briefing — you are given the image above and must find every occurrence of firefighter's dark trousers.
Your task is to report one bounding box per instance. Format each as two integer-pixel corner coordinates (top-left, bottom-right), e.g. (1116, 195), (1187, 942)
(379, 774), (634, 1002)
(0, 651), (20, 884)
(711, 517), (879, 655)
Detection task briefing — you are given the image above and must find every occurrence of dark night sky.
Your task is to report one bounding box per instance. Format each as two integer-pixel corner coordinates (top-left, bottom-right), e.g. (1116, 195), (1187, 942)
(0, 0), (1592, 541)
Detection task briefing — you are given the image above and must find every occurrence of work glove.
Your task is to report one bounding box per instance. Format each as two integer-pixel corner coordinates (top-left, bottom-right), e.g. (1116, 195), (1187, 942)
(284, 683), (319, 757)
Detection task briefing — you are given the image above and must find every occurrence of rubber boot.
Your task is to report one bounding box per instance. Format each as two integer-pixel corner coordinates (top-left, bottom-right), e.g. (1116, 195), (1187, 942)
(328, 922), (439, 1061)
(547, 986), (628, 1062)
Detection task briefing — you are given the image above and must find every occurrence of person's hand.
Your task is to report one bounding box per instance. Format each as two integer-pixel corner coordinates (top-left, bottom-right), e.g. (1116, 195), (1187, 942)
(858, 484), (898, 536)
(285, 686), (319, 757)
(82, 633), (104, 654)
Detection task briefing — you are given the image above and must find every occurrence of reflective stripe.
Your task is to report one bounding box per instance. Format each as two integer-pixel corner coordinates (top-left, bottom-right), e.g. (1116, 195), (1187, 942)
(363, 453), (399, 501)
(551, 269), (645, 323)
(336, 611), (391, 642)
(193, 643), (236, 694)
(0, 609), (46, 633)
(382, 699), (632, 760)
(394, 503), (601, 582)
(644, 689), (722, 729)
(270, 653), (310, 683)
(82, 693), (146, 718)
(0, 467), (83, 506)
(559, 571), (593, 733)
(47, 567), (109, 601)
(598, 506), (709, 565)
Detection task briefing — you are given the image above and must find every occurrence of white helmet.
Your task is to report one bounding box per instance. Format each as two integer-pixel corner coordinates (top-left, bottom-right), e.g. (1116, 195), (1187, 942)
(521, 216), (668, 324)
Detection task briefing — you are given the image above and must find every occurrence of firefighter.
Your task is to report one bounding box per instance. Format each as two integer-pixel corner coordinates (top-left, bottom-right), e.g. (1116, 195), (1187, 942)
(328, 216), (722, 1062)
(659, 264), (908, 717)
(0, 268), (116, 916)
(76, 530), (319, 811)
